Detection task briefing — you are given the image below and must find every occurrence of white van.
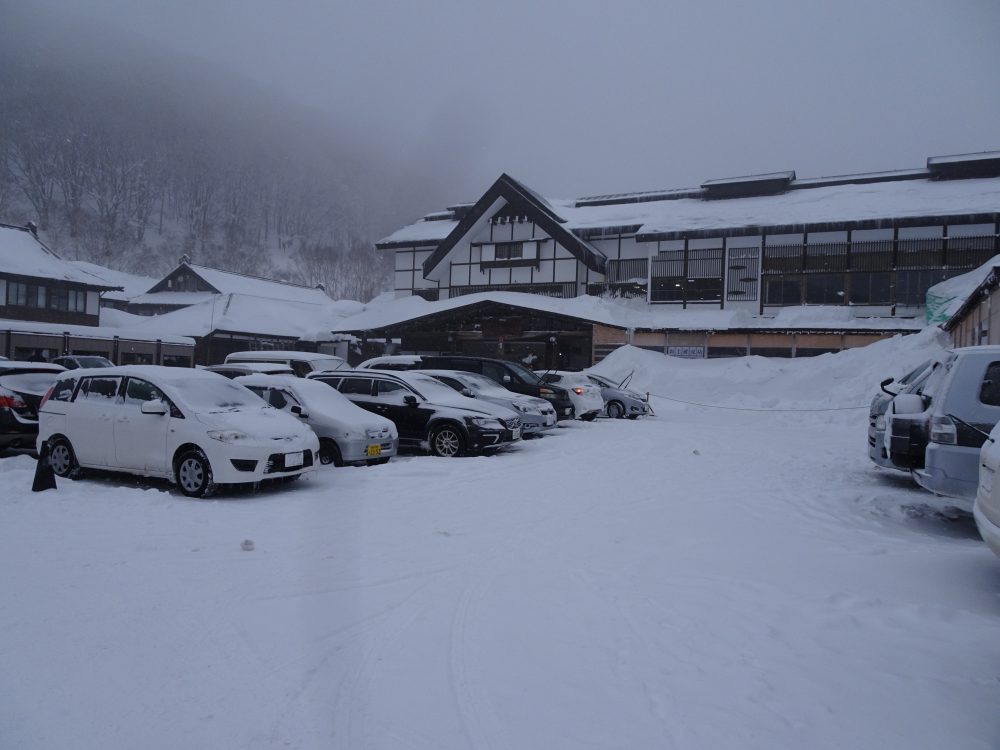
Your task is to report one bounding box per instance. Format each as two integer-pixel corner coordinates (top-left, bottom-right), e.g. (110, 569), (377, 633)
(224, 350), (348, 378)
(38, 365), (319, 497)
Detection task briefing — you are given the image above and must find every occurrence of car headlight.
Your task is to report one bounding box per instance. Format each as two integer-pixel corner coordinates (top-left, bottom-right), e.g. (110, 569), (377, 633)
(874, 414), (886, 431)
(467, 416), (503, 429)
(207, 429), (247, 443)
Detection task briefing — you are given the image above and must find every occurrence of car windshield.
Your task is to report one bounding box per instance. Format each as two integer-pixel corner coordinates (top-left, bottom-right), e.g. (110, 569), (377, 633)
(74, 357), (113, 368)
(459, 373), (509, 395)
(172, 379), (264, 413)
(311, 358), (348, 372)
(505, 362), (543, 385)
(408, 374), (469, 401)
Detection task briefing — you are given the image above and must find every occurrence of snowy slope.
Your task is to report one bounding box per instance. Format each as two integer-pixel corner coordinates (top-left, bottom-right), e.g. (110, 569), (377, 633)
(2, 331), (997, 750)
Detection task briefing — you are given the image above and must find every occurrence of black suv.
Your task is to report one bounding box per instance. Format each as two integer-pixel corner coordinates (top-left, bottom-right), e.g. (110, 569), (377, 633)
(308, 369), (523, 457)
(360, 355), (576, 420)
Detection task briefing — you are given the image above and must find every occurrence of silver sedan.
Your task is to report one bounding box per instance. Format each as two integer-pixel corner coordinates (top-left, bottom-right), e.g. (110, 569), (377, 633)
(586, 372), (652, 419)
(421, 369), (557, 435)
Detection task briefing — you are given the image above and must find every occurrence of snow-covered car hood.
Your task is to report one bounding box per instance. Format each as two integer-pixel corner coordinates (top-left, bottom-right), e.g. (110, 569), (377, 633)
(306, 404), (396, 436)
(425, 393), (519, 421)
(195, 406), (314, 440)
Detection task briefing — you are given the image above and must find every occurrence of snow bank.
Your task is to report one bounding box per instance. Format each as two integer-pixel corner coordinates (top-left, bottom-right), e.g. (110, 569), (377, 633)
(590, 327), (950, 411)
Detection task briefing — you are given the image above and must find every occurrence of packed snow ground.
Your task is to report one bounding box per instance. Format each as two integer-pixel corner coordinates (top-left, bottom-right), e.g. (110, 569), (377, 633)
(3, 331), (999, 750)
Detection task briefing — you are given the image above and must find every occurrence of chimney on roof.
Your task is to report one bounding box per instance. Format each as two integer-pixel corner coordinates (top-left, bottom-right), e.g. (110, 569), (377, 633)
(180, 253), (192, 264)
(25, 221), (38, 238)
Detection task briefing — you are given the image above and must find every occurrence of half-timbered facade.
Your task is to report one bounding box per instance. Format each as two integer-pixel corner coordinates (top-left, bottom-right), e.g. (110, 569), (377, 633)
(377, 152), (1000, 324)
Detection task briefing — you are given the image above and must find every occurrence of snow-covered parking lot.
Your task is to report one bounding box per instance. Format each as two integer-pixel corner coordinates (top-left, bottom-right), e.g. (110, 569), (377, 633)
(3, 334), (1000, 750)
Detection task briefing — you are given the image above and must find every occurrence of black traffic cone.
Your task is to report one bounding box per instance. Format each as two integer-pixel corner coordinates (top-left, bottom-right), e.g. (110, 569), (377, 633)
(32, 440), (58, 492)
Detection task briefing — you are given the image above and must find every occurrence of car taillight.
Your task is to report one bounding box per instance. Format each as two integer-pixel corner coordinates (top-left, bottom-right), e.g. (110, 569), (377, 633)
(39, 385), (55, 408)
(929, 415), (957, 445)
(573, 387), (585, 395)
(0, 386), (27, 409)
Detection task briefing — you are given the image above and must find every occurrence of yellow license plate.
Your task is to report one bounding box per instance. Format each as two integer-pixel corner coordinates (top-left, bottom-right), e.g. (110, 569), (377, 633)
(366, 444), (382, 457)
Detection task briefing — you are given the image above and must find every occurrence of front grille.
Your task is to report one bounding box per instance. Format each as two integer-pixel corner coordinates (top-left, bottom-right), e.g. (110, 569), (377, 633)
(265, 450), (315, 474)
(503, 417), (522, 430)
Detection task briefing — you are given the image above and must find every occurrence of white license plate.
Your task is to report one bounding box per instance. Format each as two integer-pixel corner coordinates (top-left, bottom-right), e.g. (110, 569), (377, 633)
(285, 451), (303, 468)
(512, 428), (521, 440)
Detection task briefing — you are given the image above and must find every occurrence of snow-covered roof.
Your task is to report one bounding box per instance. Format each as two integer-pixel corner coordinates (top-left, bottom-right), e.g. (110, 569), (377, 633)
(0, 224), (118, 288)
(332, 291), (923, 335)
(68, 261), (157, 301)
(378, 173), (1000, 248)
(926, 254), (1000, 328)
(176, 262), (332, 305)
(378, 219), (460, 247)
(128, 291), (220, 307)
(0, 317), (194, 346)
(122, 293), (365, 342)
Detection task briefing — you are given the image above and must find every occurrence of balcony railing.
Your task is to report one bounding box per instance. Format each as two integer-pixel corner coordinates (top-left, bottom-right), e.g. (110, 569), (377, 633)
(605, 258), (649, 284)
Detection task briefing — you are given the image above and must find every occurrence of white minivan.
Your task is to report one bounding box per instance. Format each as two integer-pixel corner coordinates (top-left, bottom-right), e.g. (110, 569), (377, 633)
(37, 365), (319, 497)
(224, 350), (348, 378)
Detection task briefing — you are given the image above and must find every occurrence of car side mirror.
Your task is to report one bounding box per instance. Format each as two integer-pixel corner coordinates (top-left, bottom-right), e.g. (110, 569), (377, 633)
(290, 405), (309, 419)
(141, 399), (168, 416)
(501, 375), (512, 384)
(404, 394), (419, 407)
(461, 388), (475, 398)
(879, 377), (896, 395)
(890, 393), (927, 415)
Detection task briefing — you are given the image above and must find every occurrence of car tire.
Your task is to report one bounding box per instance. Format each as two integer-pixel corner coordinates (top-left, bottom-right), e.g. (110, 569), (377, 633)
(175, 448), (216, 498)
(606, 401), (625, 419)
(429, 424), (466, 457)
(48, 437), (80, 479)
(319, 439), (343, 467)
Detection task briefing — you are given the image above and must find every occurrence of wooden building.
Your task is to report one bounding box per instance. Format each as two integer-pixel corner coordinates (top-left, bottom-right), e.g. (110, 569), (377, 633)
(0, 223), (119, 326)
(378, 152), (1000, 322)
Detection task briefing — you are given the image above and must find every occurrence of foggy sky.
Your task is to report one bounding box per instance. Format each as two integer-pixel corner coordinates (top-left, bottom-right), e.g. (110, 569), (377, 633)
(34, 0), (1000, 207)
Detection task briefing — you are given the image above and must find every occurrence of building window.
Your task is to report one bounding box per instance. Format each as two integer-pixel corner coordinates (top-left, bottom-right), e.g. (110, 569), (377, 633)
(495, 242), (523, 260)
(48, 288), (88, 313)
(6, 281), (45, 308)
(764, 275), (803, 306)
(805, 274), (846, 304)
(848, 272), (892, 305)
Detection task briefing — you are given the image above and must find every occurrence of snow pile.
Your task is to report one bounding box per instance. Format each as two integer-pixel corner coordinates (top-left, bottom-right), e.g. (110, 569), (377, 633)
(591, 327), (950, 411)
(925, 254), (1000, 325)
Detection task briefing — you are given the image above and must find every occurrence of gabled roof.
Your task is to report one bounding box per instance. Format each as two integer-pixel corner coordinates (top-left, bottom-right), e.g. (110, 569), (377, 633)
(418, 174), (607, 276)
(149, 261), (331, 304)
(0, 223), (121, 290)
